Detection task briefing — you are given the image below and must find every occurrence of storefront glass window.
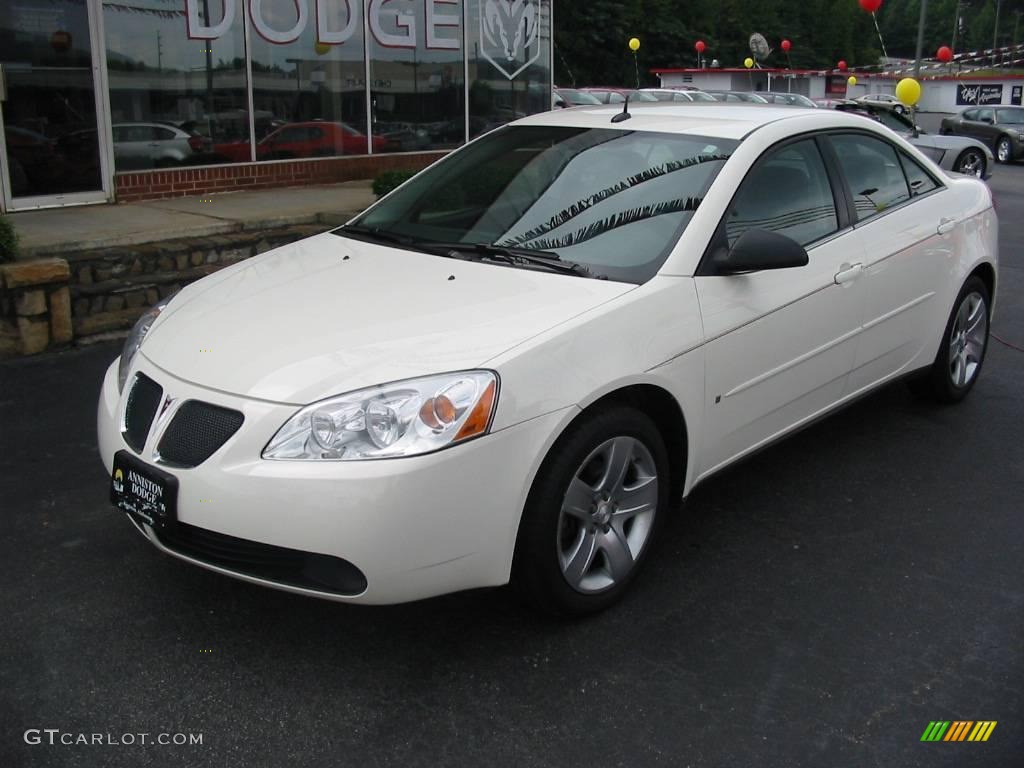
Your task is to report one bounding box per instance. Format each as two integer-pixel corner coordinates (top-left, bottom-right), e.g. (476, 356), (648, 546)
(368, 0), (465, 153)
(102, 0), (249, 168)
(248, 0), (368, 159)
(467, 0), (551, 139)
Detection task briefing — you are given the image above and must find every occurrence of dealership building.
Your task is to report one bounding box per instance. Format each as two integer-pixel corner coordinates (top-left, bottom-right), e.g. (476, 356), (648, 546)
(0, 0), (554, 211)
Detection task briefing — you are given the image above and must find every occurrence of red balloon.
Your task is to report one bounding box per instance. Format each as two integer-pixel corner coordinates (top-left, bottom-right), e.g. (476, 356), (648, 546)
(695, 40), (706, 54)
(937, 45), (953, 63)
(781, 39), (792, 52)
(858, 0), (882, 13)
(838, 60), (848, 71)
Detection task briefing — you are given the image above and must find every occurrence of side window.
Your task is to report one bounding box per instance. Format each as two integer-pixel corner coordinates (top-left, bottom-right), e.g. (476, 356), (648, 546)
(830, 134), (910, 222)
(153, 127), (177, 141)
(976, 108), (994, 123)
(726, 139), (839, 248)
(898, 152), (939, 197)
(608, 92), (625, 104)
(962, 109), (978, 121)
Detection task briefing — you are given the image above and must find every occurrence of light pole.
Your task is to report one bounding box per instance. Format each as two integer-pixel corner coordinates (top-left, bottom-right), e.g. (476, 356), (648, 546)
(993, 0), (1003, 68)
(913, 0), (929, 80)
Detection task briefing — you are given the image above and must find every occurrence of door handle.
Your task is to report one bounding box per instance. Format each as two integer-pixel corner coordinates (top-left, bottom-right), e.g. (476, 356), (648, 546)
(936, 217), (956, 235)
(834, 262), (864, 285)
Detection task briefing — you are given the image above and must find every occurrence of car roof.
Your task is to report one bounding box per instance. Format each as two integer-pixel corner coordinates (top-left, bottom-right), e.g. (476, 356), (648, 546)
(512, 102), (880, 140)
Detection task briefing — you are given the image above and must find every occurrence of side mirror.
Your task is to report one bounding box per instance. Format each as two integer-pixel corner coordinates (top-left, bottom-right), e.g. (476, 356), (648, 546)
(713, 229), (809, 274)
(980, 116), (994, 124)
(554, 100), (567, 109)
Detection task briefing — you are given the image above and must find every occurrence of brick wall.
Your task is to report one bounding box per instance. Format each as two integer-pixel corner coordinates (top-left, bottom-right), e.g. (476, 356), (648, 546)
(115, 151), (447, 203)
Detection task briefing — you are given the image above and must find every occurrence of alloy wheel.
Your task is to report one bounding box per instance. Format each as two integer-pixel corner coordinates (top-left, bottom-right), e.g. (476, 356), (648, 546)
(997, 138), (1012, 163)
(556, 436), (658, 593)
(954, 150), (985, 177)
(948, 291), (988, 388)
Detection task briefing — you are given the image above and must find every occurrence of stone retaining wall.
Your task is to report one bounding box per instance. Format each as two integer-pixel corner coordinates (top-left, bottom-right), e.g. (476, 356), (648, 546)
(0, 224), (323, 358)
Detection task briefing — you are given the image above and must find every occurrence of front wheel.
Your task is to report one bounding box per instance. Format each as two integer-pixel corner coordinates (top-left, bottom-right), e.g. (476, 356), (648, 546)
(909, 276), (990, 403)
(953, 148), (986, 178)
(512, 406), (670, 616)
(996, 136), (1013, 163)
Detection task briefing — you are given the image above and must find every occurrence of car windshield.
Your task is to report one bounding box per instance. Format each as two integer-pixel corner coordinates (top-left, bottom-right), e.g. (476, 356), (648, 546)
(997, 109), (1024, 124)
(346, 125), (737, 283)
(559, 89), (602, 105)
(875, 110), (913, 133)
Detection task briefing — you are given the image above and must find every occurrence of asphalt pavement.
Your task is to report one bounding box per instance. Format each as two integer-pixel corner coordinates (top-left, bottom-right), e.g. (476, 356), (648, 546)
(2, 165), (1022, 768)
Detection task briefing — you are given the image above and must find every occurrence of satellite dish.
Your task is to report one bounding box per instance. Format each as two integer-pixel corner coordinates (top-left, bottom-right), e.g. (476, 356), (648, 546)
(749, 33), (771, 61)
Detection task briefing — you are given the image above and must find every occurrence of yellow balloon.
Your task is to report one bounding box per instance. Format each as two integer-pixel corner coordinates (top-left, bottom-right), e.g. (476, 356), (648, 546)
(629, 37), (640, 52)
(895, 77), (922, 107)
(744, 57), (754, 69)
(314, 41), (331, 56)
(847, 76), (857, 86)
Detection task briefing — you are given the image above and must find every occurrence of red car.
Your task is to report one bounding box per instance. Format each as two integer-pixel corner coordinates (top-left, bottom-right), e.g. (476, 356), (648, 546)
(257, 122), (390, 159)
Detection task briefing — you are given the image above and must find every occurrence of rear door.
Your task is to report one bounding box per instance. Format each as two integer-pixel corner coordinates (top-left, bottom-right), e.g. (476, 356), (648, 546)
(826, 132), (950, 393)
(695, 136), (867, 478)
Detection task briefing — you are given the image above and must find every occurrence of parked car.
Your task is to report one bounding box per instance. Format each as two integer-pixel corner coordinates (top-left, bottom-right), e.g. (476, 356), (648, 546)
(759, 92), (818, 108)
(100, 103), (997, 615)
(940, 105), (1024, 163)
(112, 122), (210, 169)
(4, 126), (59, 195)
(578, 87), (659, 104)
(832, 101), (994, 178)
(640, 88), (717, 103)
(553, 88), (604, 108)
(705, 90), (770, 103)
(854, 93), (908, 114)
(258, 121), (391, 158)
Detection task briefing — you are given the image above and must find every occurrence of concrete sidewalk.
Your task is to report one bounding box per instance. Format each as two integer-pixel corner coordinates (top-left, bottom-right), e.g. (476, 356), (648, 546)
(9, 181), (376, 258)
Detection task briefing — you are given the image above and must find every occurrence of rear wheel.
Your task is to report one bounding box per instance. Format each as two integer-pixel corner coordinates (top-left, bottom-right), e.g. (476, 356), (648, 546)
(953, 148), (986, 177)
(512, 406), (670, 616)
(909, 276), (990, 403)
(996, 136), (1013, 163)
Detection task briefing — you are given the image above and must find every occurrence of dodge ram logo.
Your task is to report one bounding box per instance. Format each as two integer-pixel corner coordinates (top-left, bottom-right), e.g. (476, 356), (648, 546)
(480, 0), (540, 80)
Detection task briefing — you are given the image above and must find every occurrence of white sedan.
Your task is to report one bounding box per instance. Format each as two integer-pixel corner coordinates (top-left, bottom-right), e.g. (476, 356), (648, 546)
(98, 104), (998, 615)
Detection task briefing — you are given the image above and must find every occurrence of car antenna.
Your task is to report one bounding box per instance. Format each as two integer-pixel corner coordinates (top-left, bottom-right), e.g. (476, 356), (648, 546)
(611, 96), (632, 123)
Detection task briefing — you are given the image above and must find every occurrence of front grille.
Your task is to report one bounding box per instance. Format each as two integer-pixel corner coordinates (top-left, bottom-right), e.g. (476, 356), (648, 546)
(153, 522), (367, 596)
(124, 374), (163, 452)
(157, 401), (244, 468)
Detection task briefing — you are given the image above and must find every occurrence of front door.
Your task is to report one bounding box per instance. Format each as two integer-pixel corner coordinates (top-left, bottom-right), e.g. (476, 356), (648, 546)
(0, 0), (110, 210)
(694, 137), (866, 481)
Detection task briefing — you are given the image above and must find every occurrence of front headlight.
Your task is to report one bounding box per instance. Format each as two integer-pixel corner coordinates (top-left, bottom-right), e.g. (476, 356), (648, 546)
(263, 371), (499, 460)
(117, 292), (176, 392)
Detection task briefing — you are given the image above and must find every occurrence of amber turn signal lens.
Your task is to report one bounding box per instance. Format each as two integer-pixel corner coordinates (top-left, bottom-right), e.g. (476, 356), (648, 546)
(454, 380), (496, 441)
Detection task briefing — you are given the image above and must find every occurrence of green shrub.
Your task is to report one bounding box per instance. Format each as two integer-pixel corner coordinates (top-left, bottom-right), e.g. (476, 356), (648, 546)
(372, 169), (418, 198)
(0, 216), (17, 263)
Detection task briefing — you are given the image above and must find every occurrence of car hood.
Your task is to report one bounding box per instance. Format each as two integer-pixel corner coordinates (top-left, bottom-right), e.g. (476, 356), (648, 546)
(142, 233), (634, 404)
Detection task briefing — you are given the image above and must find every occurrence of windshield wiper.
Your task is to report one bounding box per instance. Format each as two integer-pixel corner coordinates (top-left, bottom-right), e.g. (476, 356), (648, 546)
(335, 224), (420, 248)
(427, 242), (593, 277)
(337, 227), (595, 277)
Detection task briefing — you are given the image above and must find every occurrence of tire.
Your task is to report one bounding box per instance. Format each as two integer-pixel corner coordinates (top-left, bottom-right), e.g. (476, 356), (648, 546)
(953, 148), (986, 178)
(909, 275), (990, 403)
(511, 406), (670, 616)
(995, 135), (1013, 164)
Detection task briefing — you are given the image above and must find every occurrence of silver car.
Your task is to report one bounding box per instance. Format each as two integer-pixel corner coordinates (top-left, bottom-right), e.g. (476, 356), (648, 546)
(112, 122), (208, 169)
(640, 88), (717, 103)
(855, 93), (908, 115)
(834, 102), (993, 179)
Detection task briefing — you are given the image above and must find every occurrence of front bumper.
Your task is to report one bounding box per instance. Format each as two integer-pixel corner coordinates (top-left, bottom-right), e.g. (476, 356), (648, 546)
(98, 356), (572, 604)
